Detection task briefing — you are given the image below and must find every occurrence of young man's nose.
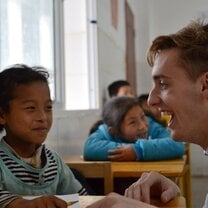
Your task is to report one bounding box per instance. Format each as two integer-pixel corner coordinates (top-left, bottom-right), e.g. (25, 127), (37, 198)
(148, 89), (160, 108)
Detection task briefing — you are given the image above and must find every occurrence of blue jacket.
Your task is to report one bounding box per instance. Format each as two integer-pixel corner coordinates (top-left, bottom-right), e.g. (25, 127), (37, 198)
(83, 116), (185, 161)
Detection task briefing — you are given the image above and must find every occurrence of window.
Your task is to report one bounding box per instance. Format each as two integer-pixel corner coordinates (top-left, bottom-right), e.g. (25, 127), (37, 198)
(63, 0), (98, 110)
(0, 0), (55, 98)
(0, 0), (98, 110)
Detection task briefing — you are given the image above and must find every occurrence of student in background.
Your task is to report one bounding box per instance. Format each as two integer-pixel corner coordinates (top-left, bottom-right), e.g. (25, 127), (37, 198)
(83, 96), (184, 161)
(108, 80), (134, 98)
(0, 64), (87, 208)
(137, 93), (169, 126)
(108, 81), (169, 126)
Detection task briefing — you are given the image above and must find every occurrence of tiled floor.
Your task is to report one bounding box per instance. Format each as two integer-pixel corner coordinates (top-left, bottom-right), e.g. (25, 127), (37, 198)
(192, 176), (208, 208)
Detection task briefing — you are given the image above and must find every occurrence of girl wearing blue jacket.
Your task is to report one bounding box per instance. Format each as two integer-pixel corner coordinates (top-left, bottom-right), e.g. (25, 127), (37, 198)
(83, 97), (185, 161)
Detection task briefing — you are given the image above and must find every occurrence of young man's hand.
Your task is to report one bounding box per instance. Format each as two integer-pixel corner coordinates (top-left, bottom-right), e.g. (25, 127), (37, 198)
(125, 171), (181, 203)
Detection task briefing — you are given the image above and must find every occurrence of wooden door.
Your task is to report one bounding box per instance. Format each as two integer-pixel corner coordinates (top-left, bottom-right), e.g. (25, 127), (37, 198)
(125, 0), (137, 95)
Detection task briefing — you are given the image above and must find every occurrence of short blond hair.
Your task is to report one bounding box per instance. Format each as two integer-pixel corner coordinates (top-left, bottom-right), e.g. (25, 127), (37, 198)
(147, 19), (208, 81)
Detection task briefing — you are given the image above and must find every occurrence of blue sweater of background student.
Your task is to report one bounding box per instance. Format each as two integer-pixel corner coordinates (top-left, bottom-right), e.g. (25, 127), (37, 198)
(83, 116), (185, 161)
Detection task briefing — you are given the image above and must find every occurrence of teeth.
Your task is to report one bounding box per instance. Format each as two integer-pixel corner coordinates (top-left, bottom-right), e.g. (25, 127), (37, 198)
(161, 112), (172, 124)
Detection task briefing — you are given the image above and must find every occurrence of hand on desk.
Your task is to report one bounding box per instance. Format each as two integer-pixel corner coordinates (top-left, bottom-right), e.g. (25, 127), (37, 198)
(125, 171), (181, 204)
(7, 195), (68, 208)
(86, 172), (181, 208)
(108, 145), (136, 161)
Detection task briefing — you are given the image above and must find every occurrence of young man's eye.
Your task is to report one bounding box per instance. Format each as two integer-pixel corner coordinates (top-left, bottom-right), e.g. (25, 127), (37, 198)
(159, 80), (168, 90)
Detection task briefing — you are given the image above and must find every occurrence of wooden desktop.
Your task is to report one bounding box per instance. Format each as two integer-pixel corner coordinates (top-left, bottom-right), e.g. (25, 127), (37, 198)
(79, 195), (186, 208)
(65, 155), (190, 208)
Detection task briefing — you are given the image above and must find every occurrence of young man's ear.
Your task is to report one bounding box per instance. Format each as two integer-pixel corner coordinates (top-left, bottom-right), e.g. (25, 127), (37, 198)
(201, 72), (208, 98)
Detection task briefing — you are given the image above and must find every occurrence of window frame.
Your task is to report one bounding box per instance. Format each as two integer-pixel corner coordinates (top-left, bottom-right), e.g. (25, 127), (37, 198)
(53, 0), (66, 109)
(54, 0), (99, 111)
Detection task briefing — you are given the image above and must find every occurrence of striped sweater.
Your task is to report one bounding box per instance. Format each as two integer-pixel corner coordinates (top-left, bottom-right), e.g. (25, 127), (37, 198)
(0, 138), (87, 207)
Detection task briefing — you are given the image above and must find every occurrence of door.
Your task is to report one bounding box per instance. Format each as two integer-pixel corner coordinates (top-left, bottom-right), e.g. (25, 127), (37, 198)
(125, 0), (137, 95)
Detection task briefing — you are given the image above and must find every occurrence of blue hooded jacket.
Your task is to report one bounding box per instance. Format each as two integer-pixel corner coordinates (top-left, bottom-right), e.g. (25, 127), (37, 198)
(83, 116), (185, 161)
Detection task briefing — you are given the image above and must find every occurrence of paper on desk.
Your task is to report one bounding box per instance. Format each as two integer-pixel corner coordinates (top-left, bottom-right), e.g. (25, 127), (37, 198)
(23, 193), (79, 207)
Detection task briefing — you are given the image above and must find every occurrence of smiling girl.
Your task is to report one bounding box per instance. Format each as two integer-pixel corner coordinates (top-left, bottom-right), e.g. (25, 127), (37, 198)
(0, 64), (87, 208)
(83, 96), (184, 161)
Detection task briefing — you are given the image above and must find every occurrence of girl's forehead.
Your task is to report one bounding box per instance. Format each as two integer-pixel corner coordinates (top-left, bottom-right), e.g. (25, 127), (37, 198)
(12, 82), (50, 99)
(14, 81), (48, 90)
(125, 106), (143, 116)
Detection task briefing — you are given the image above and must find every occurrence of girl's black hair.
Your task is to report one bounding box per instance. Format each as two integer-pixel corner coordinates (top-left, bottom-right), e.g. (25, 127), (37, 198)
(89, 97), (141, 136)
(0, 64), (49, 132)
(89, 120), (104, 135)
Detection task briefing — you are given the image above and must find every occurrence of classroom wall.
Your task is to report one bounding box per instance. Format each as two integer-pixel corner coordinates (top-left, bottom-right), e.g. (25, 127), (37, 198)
(47, 0), (208, 175)
(96, 0), (126, 102)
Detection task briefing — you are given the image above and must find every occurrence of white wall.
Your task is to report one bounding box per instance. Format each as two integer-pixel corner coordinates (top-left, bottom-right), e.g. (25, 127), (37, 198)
(47, 0), (208, 175)
(47, 110), (100, 160)
(148, 0), (208, 39)
(97, 0), (126, 102)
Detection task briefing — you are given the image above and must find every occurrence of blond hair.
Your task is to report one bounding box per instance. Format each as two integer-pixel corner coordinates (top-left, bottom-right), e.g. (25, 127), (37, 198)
(147, 19), (208, 81)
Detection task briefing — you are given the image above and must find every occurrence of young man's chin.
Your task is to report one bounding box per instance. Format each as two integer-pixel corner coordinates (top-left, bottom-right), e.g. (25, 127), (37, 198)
(170, 130), (183, 142)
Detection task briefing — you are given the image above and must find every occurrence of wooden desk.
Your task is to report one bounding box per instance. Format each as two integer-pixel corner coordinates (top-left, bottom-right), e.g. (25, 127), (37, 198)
(111, 157), (186, 178)
(79, 195), (186, 208)
(181, 143), (192, 208)
(65, 156), (188, 206)
(64, 156), (113, 195)
(111, 156), (190, 208)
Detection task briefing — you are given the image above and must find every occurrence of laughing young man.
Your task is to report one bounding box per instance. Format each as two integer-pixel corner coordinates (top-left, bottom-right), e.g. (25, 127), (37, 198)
(87, 19), (208, 208)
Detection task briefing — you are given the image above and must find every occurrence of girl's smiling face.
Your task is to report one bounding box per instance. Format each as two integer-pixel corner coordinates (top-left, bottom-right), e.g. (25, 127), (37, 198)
(120, 106), (148, 142)
(1, 81), (52, 157)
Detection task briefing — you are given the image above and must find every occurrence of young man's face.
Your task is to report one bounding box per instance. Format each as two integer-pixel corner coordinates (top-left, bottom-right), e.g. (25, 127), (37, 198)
(117, 85), (134, 97)
(120, 106), (148, 142)
(1, 82), (52, 156)
(148, 48), (208, 147)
